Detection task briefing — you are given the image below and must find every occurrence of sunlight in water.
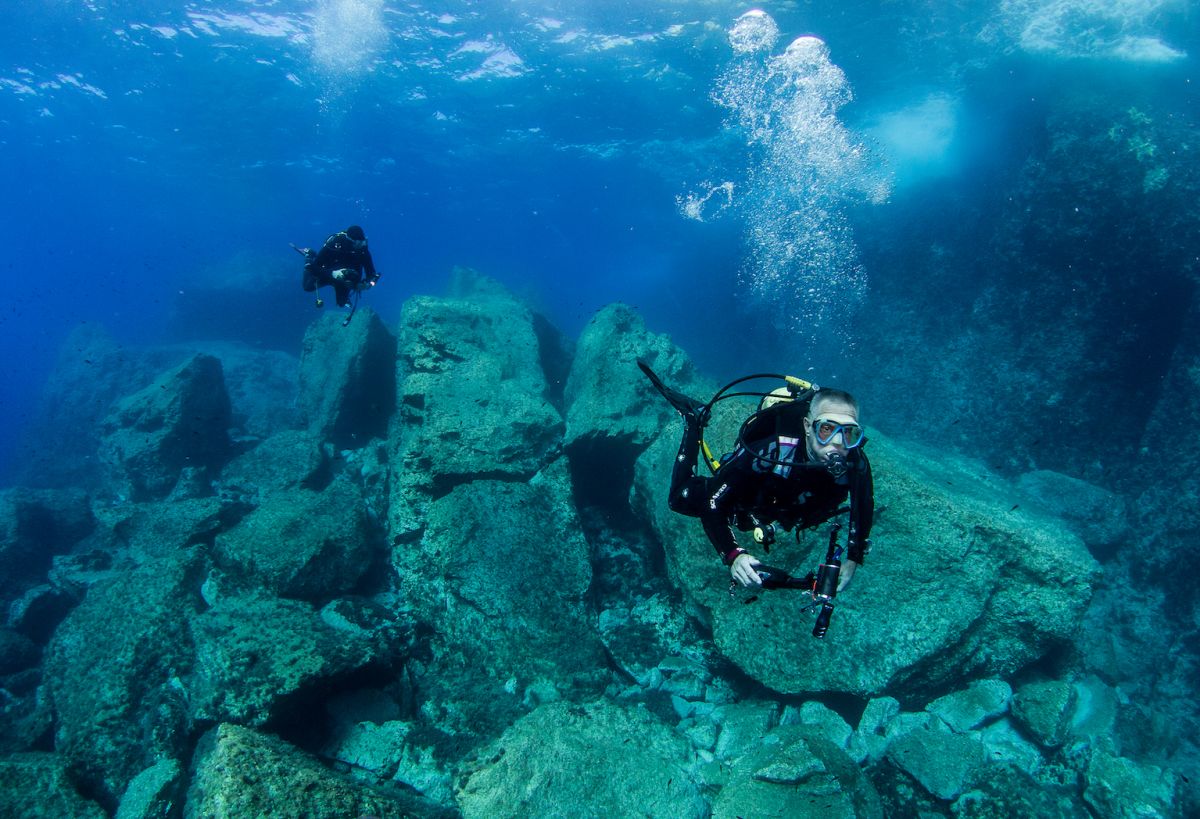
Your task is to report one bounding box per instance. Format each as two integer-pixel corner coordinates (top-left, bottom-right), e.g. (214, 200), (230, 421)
(311, 0), (387, 76)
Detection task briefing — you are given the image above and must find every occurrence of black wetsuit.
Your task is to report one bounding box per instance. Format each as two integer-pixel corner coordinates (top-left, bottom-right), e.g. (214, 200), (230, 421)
(302, 231), (378, 307)
(668, 405), (874, 567)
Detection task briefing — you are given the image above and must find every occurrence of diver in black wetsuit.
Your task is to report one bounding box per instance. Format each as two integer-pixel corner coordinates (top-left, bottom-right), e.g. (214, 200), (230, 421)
(298, 225), (379, 308)
(644, 364), (874, 591)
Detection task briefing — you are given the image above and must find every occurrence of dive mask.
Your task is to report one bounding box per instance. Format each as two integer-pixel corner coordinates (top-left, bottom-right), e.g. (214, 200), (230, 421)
(812, 418), (865, 449)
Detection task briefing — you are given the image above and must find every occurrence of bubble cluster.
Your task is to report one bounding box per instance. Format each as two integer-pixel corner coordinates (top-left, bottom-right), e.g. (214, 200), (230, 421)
(728, 9), (779, 55)
(709, 11), (890, 348)
(676, 181), (734, 222)
(311, 0), (388, 76)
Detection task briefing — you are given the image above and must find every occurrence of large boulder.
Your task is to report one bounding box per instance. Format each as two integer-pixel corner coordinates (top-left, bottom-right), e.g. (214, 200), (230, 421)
(564, 303), (710, 455)
(632, 421), (1101, 699)
(710, 724), (883, 819)
(1083, 749), (1182, 819)
(388, 270), (564, 538)
(44, 549), (207, 805)
(398, 459), (607, 742)
(455, 700), (707, 818)
(187, 593), (397, 727)
(298, 308), (396, 448)
(185, 723), (443, 819)
(0, 752), (107, 818)
(202, 341), (302, 442)
(562, 303), (716, 514)
(212, 476), (378, 602)
(99, 353), (232, 501)
(15, 325), (184, 490)
(0, 488), (94, 611)
(219, 429), (330, 497)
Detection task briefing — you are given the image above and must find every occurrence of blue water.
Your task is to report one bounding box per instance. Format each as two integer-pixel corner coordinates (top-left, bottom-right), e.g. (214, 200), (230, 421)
(1, 1), (1195, 480)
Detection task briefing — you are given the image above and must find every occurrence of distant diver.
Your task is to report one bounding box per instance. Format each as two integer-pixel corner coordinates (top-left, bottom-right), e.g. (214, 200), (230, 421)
(293, 225), (380, 326)
(639, 361), (875, 637)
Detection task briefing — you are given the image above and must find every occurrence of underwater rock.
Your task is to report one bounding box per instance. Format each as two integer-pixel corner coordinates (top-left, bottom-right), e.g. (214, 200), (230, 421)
(0, 628), (39, 675)
(0, 487), (94, 612)
(886, 718), (986, 801)
(563, 302), (711, 462)
(298, 308), (396, 449)
(212, 476), (378, 602)
(115, 757), (184, 819)
(976, 718), (1045, 778)
(1083, 749), (1181, 819)
(0, 752), (107, 818)
(455, 699), (707, 819)
(15, 324), (184, 491)
(99, 353), (232, 501)
(220, 428), (330, 496)
(200, 341), (302, 444)
(322, 717), (455, 807)
(1012, 679), (1076, 749)
(44, 549), (206, 806)
(952, 763), (1091, 818)
(633, 423), (1101, 699)
(0, 664), (52, 755)
(779, 701), (854, 750)
(1015, 469), (1130, 559)
(388, 270), (564, 538)
(188, 592), (391, 727)
(103, 495), (247, 563)
(396, 459), (607, 744)
(186, 722), (440, 819)
(712, 700), (781, 762)
(849, 696), (901, 764)
(710, 724), (883, 819)
(927, 679), (1013, 733)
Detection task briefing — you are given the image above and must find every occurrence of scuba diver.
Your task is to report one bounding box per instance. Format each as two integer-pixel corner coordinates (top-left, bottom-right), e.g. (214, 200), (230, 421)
(639, 361), (874, 636)
(294, 225), (380, 323)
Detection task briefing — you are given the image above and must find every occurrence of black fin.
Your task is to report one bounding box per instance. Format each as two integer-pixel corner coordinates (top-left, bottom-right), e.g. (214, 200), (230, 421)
(637, 360), (704, 421)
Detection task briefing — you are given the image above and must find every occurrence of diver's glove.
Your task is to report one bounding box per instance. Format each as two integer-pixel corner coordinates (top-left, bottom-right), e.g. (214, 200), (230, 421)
(730, 553), (764, 587)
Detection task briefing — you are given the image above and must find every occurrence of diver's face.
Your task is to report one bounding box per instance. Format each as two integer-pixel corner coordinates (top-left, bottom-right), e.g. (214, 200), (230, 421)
(804, 398), (859, 462)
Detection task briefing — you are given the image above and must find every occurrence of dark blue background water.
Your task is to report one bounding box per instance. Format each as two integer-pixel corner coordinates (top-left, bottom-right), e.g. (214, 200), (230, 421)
(2, 0), (1195, 482)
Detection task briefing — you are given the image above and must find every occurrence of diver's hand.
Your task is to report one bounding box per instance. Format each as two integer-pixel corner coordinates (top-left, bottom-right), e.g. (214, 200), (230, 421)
(837, 559), (858, 593)
(731, 553), (764, 587)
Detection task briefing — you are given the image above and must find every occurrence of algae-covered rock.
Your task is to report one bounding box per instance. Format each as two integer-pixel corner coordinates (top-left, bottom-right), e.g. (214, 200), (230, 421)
(1015, 469), (1130, 559)
(99, 353), (232, 500)
(398, 459), (607, 742)
(711, 724), (883, 819)
(886, 719), (986, 801)
(389, 270), (564, 538)
(0, 487), (94, 609)
(564, 302), (710, 454)
(928, 679), (1013, 733)
(188, 593), (390, 727)
(322, 717), (455, 807)
(298, 308), (396, 448)
(219, 428), (329, 496)
(212, 476), (377, 601)
(106, 495), (248, 562)
(186, 723), (440, 819)
(633, 423), (1101, 699)
(44, 550), (206, 804)
(0, 752), (107, 818)
(952, 763), (1091, 818)
(115, 757), (184, 819)
(456, 700), (707, 819)
(1083, 749), (1181, 819)
(849, 696), (901, 764)
(1012, 679), (1077, 749)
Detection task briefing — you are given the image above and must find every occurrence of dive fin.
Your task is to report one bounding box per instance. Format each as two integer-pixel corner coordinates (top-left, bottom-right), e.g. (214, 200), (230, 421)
(637, 360), (706, 422)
